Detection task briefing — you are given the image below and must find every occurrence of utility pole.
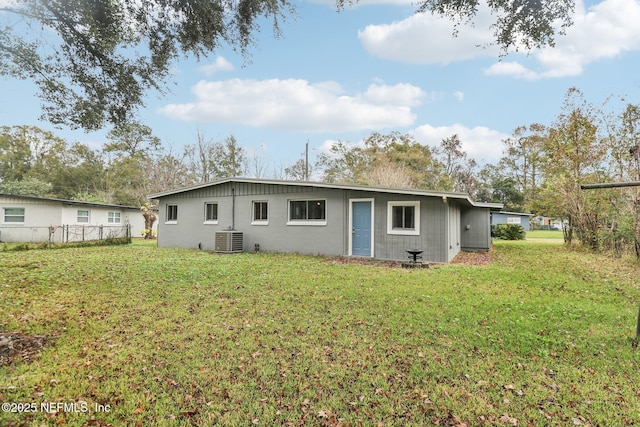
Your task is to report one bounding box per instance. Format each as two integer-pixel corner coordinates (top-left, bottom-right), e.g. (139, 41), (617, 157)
(305, 140), (309, 181)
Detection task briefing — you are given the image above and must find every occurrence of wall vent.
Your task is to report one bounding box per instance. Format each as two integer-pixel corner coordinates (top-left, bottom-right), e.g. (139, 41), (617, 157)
(215, 231), (243, 253)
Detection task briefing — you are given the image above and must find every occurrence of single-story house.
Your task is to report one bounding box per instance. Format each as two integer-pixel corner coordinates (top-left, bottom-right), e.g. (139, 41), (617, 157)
(149, 178), (503, 263)
(491, 211), (534, 231)
(531, 215), (564, 230)
(0, 194), (147, 243)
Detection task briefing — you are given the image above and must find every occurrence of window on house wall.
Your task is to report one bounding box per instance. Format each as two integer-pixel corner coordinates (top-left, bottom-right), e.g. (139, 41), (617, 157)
(507, 216), (521, 225)
(387, 201), (420, 235)
(252, 201), (268, 223)
(108, 212), (121, 224)
(166, 205), (178, 222)
(288, 199), (326, 224)
(3, 207), (25, 223)
(77, 209), (90, 223)
(204, 202), (218, 223)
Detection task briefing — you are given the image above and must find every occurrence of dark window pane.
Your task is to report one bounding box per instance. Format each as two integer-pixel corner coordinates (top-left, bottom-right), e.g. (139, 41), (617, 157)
(290, 201), (307, 220)
(254, 202), (267, 220)
(168, 205), (178, 221)
(392, 206), (404, 228)
(206, 203), (218, 221)
(308, 200), (325, 220)
(404, 206), (415, 229)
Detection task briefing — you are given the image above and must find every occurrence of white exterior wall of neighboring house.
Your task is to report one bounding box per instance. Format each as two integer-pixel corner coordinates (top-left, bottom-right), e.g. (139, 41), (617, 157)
(0, 194), (147, 243)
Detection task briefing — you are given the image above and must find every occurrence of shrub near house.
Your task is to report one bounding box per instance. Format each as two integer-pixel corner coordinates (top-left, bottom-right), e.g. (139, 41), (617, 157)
(493, 223), (526, 240)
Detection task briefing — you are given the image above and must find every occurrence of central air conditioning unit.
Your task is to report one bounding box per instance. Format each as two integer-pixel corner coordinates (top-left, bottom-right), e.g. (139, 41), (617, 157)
(215, 231), (243, 253)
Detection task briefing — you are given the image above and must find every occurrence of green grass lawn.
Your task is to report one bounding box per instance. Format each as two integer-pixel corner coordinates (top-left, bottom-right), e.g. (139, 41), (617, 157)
(1, 240), (639, 426)
(526, 229), (564, 239)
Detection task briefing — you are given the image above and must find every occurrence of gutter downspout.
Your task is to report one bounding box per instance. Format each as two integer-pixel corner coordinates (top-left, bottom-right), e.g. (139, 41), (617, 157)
(231, 187), (235, 231)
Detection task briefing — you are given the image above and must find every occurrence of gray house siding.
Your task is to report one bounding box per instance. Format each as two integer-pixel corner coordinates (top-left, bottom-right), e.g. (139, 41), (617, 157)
(153, 179), (501, 263)
(491, 212), (532, 231)
(157, 182), (347, 256)
(460, 207), (492, 250)
(368, 192), (449, 263)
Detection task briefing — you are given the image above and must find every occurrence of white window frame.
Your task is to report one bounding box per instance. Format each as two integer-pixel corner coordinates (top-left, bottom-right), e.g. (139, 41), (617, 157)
(507, 216), (522, 225)
(387, 201), (420, 236)
(108, 211), (121, 224)
(204, 202), (218, 225)
(287, 199), (327, 226)
(166, 204), (178, 224)
(251, 201), (269, 226)
(77, 209), (90, 224)
(3, 207), (25, 224)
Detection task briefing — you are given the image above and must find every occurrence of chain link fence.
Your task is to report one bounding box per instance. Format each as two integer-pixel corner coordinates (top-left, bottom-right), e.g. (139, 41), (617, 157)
(0, 225), (131, 244)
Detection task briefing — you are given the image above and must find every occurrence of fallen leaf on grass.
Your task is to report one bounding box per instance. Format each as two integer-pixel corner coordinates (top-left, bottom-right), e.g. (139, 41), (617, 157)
(132, 406), (145, 415)
(499, 414), (518, 425)
(317, 409), (332, 418)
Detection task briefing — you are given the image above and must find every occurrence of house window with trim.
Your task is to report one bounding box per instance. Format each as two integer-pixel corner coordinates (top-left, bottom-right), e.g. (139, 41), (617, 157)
(204, 202), (218, 224)
(77, 209), (90, 223)
(507, 216), (521, 225)
(252, 201), (268, 224)
(108, 211), (121, 224)
(288, 199), (326, 224)
(387, 201), (420, 235)
(3, 207), (25, 223)
(166, 204), (178, 223)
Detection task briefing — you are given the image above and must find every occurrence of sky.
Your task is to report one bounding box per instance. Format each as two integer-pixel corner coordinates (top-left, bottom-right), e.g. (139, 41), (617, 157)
(1, 0), (640, 174)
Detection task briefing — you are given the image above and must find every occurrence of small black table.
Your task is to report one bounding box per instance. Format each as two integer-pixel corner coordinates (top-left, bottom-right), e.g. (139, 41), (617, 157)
(406, 249), (423, 263)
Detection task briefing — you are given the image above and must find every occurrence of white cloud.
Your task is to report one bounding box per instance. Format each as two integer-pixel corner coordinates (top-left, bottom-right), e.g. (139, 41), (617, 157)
(358, 8), (498, 64)
(199, 56), (234, 76)
(411, 123), (508, 164)
(357, 0), (640, 78)
(453, 91), (465, 102)
(307, 0), (413, 6)
(485, 0), (640, 79)
(159, 79), (428, 133)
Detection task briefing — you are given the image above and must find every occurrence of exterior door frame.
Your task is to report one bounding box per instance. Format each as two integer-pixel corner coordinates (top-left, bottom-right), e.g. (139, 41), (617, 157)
(349, 198), (374, 257)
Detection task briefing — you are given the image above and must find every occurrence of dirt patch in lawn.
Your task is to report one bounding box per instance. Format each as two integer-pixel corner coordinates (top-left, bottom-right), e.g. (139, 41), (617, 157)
(450, 249), (493, 266)
(0, 332), (51, 366)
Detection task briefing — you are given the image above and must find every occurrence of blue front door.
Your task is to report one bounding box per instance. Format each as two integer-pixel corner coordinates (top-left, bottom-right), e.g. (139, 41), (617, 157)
(352, 201), (372, 256)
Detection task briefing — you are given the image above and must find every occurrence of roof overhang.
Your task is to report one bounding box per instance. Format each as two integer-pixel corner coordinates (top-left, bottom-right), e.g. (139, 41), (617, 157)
(148, 177), (504, 210)
(0, 193), (140, 210)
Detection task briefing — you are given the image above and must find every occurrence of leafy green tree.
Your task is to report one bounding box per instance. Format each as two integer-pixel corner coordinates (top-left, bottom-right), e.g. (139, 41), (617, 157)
(185, 134), (247, 183)
(0, 125), (66, 190)
(105, 123), (160, 158)
(50, 143), (107, 200)
(0, 0), (293, 130)
(317, 131), (446, 190)
(142, 148), (193, 196)
(338, 0), (575, 52)
(541, 88), (609, 248)
(106, 156), (146, 206)
(499, 124), (545, 210)
(284, 158), (310, 181)
(436, 134), (478, 195)
(316, 140), (372, 185)
(213, 136), (246, 179)
(0, 126), (32, 182)
(0, 177), (52, 197)
(475, 164), (524, 210)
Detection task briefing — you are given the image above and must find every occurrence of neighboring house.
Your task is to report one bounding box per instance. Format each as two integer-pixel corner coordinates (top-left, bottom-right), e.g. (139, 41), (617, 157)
(532, 215), (563, 230)
(491, 211), (534, 231)
(149, 178), (503, 263)
(0, 194), (147, 243)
